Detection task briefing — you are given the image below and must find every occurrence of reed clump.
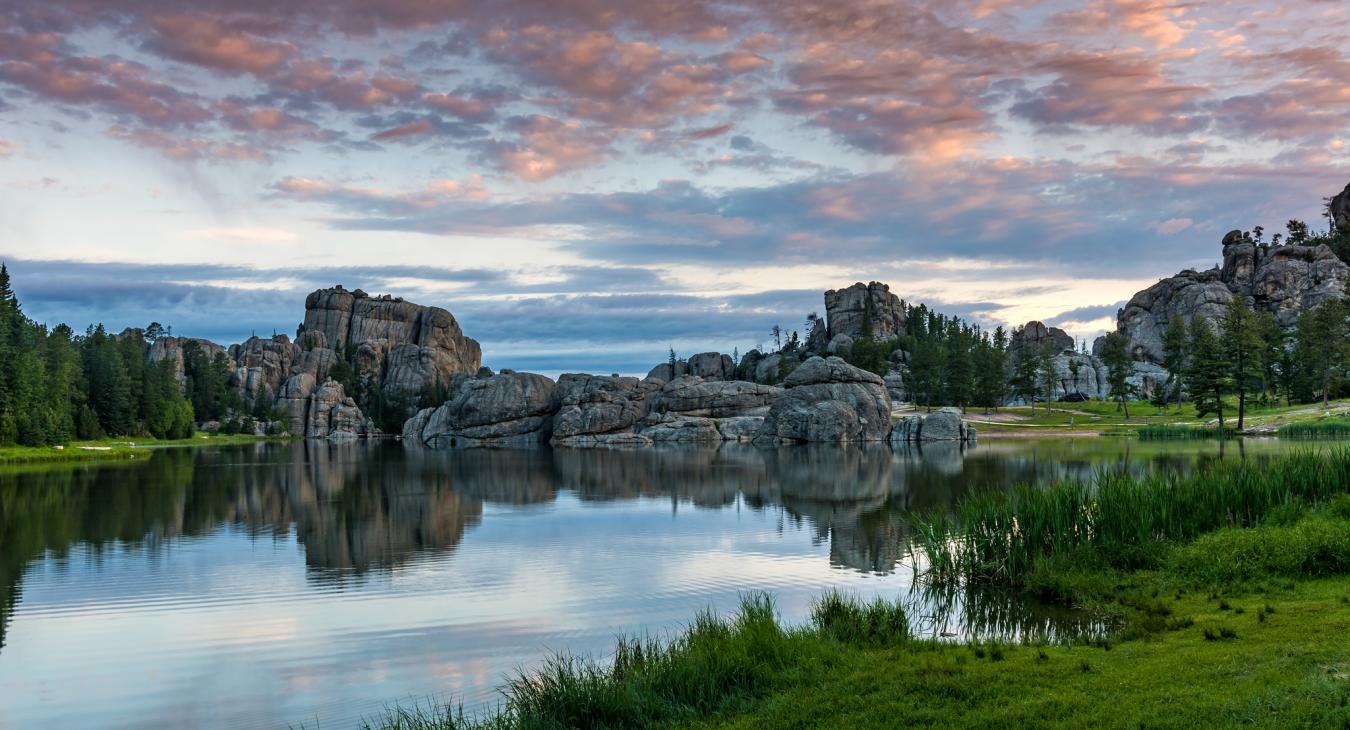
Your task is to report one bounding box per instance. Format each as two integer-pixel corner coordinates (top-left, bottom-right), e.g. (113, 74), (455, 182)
(911, 450), (1350, 588)
(1136, 425), (1234, 441)
(367, 592), (911, 730)
(1278, 418), (1350, 438)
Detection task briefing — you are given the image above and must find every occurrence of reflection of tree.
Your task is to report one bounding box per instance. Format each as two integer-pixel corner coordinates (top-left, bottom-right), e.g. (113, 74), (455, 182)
(0, 439), (1256, 652)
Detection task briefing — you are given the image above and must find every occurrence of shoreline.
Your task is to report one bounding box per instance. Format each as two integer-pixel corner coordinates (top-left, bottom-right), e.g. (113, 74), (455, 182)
(0, 433), (291, 466)
(371, 451), (1350, 729)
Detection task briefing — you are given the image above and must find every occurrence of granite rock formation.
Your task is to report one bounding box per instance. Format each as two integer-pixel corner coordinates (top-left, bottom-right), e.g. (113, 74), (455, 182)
(1008, 321), (1076, 358)
(409, 370), (557, 448)
(654, 376), (780, 418)
(890, 407), (975, 443)
(1331, 182), (1350, 230)
(755, 357), (892, 443)
(824, 282), (907, 341)
(1118, 235), (1349, 363)
(299, 286), (482, 396)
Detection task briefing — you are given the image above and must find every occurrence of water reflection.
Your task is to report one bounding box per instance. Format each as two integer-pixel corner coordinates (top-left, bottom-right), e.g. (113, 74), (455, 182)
(0, 437), (1331, 727)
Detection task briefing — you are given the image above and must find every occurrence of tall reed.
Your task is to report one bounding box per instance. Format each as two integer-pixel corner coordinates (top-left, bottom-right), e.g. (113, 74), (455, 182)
(369, 592), (911, 730)
(1136, 425), (1233, 441)
(911, 450), (1350, 588)
(1278, 419), (1350, 438)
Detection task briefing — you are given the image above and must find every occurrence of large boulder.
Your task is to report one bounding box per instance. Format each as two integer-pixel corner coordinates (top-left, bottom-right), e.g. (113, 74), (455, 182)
(414, 370), (557, 448)
(654, 376), (781, 418)
(642, 414), (723, 444)
(551, 374), (660, 446)
(890, 407), (973, 443)
(755, 356), (891, 443)
(824, 282), (907, 340)
(686, 352), (736, 381)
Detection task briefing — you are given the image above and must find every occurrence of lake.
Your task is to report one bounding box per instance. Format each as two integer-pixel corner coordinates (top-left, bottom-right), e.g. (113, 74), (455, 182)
(0, 437), (1335, 728)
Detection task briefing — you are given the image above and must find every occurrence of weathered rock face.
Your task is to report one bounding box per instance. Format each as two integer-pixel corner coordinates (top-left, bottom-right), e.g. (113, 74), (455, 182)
(1009, 321), (1075, 358)
(306, 379), (376, 439)
(147, 336), (226, 387)
(654, 376), (781, 418)
(643, 414), (723, 444)
(890, 407), (974, 443)
(755, 356), (891, 443)
(1331, 182), (1350, 230)
(299, 286), (482, 395)
(687, 352), (735, 381)
(824, 282), (907, 341)
(1119, 235), (1350, 363)
(551, 374), (660, 446)
(230, 335), (300, 404)
(412, 370), (556, 448)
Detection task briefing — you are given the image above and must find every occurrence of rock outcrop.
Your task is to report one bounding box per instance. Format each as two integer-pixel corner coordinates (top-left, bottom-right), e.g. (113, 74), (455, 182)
(654, 376), (780, 418)
(551, 374), (660, 446)
(1008, 321), (1075, 358)
(410, 370), (556, 448)
(890, 407), (975, 443)
(647, 351), (735, 382)
(147, 336), (226, 387)
(824, 282), (907, 341)
(755, 357), (891, 443)
(299, 286), (482, 396)
(1118, 234), (1349, 363)
(1331, 182), (1350, 230)
(305, 379), (376, 439)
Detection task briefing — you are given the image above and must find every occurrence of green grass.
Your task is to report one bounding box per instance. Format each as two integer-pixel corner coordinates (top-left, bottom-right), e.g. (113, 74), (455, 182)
(962, 398), (1350, 437)
(364, 592), (907, 730)
(1280, 418), (1350, 438)
(911, 450), (1350, 588)
(372, 453), (1350, 730)
(0, 433), (285, 465)
(1137, 425), (1235, 441)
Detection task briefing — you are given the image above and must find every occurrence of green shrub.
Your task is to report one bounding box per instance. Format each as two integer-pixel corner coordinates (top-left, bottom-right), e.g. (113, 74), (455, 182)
(810, 591), (911, 647)
(1170, 518), (1350, 582)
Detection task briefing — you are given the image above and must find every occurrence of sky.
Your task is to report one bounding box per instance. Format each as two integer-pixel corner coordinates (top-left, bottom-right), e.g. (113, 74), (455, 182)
(0, 0), (1347, 374)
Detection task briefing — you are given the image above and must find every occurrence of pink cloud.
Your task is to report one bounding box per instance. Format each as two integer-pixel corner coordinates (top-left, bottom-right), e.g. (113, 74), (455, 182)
(146, 14), (295, 76)
(0, 139), (15, 156)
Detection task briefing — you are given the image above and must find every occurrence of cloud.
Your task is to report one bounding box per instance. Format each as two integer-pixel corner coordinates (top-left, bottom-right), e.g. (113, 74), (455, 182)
(0, 139), (14, 156)
(1155, 217), (1193, 235)
(144, 14), (296, 76)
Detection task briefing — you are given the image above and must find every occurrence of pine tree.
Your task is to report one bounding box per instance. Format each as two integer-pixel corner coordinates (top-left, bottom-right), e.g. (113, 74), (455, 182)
(1100, 332), (1134, 418)
(1010, 344), (1039, 412)
(1186, 318), (1230, 427)
(1160, 314), (1188, 410)
(1221, 296), (1264, 430)
(1294, 298), (1348, 406)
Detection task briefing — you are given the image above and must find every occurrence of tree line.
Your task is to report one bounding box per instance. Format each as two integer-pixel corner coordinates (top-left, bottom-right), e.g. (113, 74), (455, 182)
(0, 265), (238, 446)
(766, 290), (1347, 421)
(1160, 296), (1348, 430)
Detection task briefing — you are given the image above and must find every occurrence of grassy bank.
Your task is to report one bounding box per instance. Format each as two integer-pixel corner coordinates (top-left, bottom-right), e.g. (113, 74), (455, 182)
(964, 398), (1350, 437)
(373, 452), (1350, 729)
(0, 433), (285, 466)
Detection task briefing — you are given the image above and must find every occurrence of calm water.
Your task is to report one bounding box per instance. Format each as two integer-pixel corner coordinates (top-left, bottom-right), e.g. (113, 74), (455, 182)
(0, 438), (1334, 728)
